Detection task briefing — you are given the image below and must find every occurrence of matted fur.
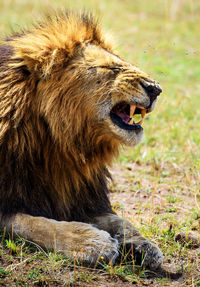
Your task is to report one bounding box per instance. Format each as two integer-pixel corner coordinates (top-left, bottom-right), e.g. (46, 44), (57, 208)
(0, 12), (164, 269)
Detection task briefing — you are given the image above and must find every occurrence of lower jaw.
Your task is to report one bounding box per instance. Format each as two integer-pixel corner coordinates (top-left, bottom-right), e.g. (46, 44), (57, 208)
(110, 113), (143, 131)
(121, 128), (144, 146)
(109, 122), (144, 147)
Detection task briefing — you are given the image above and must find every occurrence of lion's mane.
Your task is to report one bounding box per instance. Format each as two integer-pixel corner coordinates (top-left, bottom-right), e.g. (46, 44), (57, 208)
(0, 12), (119, 222)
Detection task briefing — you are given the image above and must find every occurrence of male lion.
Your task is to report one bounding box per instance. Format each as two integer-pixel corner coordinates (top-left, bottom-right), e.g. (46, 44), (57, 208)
(0, 12), (163, 269)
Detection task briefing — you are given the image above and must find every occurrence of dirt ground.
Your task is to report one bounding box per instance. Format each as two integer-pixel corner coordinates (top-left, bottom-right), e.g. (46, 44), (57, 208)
(109, 162), (200, 287)
(1, 162), (199, 287)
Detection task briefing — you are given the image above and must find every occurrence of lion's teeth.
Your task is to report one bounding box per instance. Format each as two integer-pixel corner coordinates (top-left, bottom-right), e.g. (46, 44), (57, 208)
(129, 118), (134, 125)
(130, 104), (136, 118)
(141, 109), (146, 118)
(129, 105), (146, 126)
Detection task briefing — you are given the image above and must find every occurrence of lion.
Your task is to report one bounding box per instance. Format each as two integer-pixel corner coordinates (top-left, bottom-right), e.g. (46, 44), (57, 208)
(0, 11), (163, 269)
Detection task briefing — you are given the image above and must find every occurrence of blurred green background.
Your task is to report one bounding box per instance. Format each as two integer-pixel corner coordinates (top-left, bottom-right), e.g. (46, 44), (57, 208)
(0, 0), (200, 171)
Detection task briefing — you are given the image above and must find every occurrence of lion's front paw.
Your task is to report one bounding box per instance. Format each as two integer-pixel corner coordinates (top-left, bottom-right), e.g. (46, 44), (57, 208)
(84, 237), (119, 266)
(120, 238), (164, 270)
(134, 240), (164, 270)
(71, 228), (119, 266)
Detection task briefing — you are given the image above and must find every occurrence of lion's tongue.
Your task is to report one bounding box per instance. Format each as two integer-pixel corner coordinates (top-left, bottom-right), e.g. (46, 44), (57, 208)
(115, 111), (130, 124)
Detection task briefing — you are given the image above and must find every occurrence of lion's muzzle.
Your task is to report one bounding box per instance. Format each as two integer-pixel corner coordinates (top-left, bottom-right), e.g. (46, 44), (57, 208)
(140, 79), (162, 110)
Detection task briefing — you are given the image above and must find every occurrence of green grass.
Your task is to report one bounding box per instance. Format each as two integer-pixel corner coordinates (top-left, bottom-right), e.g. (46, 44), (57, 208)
(0, 0), (200, 286)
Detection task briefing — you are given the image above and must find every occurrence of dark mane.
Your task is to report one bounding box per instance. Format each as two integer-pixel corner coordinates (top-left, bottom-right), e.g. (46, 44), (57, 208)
(0, 12), (116, 222)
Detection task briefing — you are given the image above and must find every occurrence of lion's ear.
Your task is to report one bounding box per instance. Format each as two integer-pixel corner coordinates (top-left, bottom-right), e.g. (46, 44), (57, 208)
(22, 48), (67, 77)
(10, 36), (70, 77)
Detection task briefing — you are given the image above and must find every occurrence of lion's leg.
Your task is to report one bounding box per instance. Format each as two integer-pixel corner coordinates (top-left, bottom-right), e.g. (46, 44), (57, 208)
(1, 213), (119, 265)
(93, 214), (164, 269)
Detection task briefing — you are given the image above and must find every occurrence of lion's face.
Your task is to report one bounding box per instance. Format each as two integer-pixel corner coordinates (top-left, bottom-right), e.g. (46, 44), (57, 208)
(34, 43), (161, 148)
(71, 44), (162, 146)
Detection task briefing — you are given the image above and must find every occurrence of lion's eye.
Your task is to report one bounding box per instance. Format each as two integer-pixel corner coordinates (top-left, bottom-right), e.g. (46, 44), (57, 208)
(100, 66), (122, 74)
(109, 67), (121, 75)
(88, 66), (122, 75)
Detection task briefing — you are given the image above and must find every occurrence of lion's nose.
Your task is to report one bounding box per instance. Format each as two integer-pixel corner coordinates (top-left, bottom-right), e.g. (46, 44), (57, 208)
(140, 81), (162, 98)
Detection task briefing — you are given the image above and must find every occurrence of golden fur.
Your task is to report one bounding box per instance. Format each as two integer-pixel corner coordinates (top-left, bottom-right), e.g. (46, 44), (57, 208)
(0, 11), (163, 269)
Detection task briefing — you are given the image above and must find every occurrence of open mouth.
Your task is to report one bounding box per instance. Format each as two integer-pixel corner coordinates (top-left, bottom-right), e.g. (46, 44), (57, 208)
(110, 102), (147, 130)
